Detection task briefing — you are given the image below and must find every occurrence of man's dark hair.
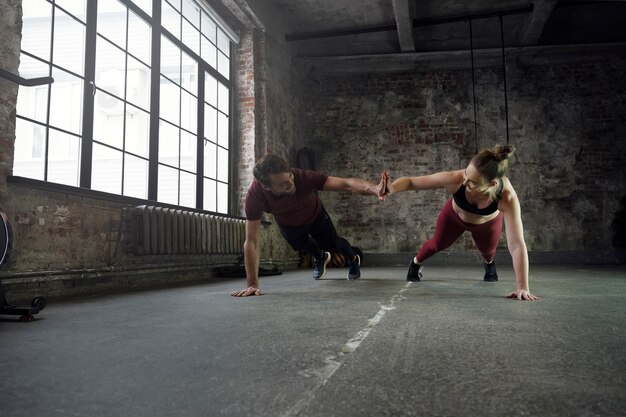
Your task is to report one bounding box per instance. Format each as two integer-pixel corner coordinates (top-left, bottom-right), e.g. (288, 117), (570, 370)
(253, 154), (290, 187)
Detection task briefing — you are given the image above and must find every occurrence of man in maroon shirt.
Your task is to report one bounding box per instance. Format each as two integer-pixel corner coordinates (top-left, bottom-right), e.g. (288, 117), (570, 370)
(231, 154), (385, 297)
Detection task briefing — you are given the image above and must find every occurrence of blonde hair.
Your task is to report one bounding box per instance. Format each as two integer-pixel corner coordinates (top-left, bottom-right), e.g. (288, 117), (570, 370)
(470, 144), (515, 199)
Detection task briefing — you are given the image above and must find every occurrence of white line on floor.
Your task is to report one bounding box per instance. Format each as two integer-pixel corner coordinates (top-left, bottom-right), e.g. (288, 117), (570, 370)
(281, 281), (413, 417)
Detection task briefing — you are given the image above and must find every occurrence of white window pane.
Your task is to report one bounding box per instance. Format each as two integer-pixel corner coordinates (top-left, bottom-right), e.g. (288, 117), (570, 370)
(97, 0), (127, 48)
(201, 12), (216, 43)
(217, 28), (230, 57)
(201, 36), (217, 69)
(180, 131), (197, 173)
(217, 181), (228, 214)
(92, 144), (123, 194)
(22, 0), (52, 61)
(125, 108), (150, 158)
(53, 8), (86, 76)
(124, 154), (149, 199)
(162, 1), (181, 39)
(203, 140), (216, 179)
(217, 82), (229, 115)
(180, 89), (197, 132)
(17, 73), (49, 124)
(96, 37), (126, 99)
(159, 121), (179, 166)
(14, 119), (46, 180)
(158, 164), (179, 205)
(204, 178), (216, 212)
(49, 69), (83, 135)
(179, 171), (196, 208)
(205, 73), (217, 107)
(128, 10), (151, 65)
(167, 0), (182, 12)
(126, 56), (151, 110)
(182, 0), (200, 28)
(204, 105), (217, 143)
(94, 91), (124, 149)
(217, 52), (229, 80)
(181, 51), (197, 94)
(217, 112), (228, 149)
(18, 54), (50, 86)
(217, 147), (228, 182)
(56, 0), (87, 22)
(182, 20), (200, 56)
(161, 35), (181, 83)
(47, 129), (81, 187)
(131, 0), (152, 17)
(159, 78), (180, 125)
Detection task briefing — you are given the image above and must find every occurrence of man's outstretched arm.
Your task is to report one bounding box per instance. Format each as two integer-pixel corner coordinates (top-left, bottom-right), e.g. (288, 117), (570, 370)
(323, 175), (385, 200)
(231, 219), (263, 297)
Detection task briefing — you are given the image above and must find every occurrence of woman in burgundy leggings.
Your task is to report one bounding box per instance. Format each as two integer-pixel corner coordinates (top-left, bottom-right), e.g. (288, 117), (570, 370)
(380, 144), (538, 301)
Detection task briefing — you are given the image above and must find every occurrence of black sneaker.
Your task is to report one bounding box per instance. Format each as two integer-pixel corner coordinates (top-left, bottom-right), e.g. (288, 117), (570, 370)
(313, 251), (331, 280)
(483, 260), (498, 282)
(347, 255), (361, 280)
(407, 260), (423, 281)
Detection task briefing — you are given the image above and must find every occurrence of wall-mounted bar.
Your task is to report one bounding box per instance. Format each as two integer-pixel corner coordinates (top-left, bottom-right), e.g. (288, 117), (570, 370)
(0, 67), (54, 87)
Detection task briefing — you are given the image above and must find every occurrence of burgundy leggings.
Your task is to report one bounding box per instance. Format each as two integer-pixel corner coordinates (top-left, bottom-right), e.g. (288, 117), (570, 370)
(416, 199), (503, 263)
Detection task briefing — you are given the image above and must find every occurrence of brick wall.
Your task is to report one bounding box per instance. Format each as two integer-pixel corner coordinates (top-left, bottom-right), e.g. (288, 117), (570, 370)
(235, 30), (258, 217)
(302, 58), (626, 257)
(235, 27), (305, 265)
(0, 0), (20, 203)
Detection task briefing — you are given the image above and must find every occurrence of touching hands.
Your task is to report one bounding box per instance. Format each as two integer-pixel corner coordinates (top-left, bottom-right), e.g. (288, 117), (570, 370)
(231, 286), (263, 297)
(376, 171), (390, 201)
(506, 289), (539, 301)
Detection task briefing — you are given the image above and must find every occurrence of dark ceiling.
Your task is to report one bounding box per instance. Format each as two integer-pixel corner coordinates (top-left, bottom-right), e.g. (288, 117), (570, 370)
(272, 0), (626, 56)
(239, 0), (625, 73)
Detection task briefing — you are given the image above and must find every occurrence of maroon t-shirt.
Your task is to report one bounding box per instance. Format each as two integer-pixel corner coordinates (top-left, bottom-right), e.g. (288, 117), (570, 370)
(245, 168), (329, 227)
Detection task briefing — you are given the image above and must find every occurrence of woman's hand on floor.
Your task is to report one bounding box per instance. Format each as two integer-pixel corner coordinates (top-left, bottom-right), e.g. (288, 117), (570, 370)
(231, 286), (263, 297)
(506, 289), (539, 301)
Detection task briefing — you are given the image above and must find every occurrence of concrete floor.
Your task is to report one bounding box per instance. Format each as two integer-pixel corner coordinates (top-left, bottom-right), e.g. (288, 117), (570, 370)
(1, 264), (625, 417)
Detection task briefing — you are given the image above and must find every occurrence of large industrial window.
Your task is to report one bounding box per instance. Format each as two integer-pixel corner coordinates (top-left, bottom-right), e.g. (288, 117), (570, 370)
(14, 0), (237, 214)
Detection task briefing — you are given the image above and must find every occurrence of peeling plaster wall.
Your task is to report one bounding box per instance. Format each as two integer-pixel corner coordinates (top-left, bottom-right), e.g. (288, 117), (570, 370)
(303, 59), (626, 260)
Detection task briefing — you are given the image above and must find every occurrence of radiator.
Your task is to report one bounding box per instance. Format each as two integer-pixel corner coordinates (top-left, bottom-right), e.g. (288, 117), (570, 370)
(129, 205), (246, 255)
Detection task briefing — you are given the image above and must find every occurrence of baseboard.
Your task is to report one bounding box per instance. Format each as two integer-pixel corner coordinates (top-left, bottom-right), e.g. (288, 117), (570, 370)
(363, 250), (626, 266)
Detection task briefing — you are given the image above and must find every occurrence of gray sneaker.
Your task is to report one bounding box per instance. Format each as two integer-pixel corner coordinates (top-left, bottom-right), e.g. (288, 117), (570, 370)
(347, 254), (361, 280)
(313, 251), (331, 280)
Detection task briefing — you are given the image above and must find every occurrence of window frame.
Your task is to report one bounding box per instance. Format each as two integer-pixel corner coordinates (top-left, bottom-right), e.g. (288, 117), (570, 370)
(13, 0), (238, 215)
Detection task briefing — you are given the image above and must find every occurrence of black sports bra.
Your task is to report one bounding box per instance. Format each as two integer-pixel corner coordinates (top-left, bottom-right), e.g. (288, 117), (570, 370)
(453, 179), (503, 216)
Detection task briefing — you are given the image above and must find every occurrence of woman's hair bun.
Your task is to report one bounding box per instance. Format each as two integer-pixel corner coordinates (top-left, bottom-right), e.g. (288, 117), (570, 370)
(492, 144), (515, 162)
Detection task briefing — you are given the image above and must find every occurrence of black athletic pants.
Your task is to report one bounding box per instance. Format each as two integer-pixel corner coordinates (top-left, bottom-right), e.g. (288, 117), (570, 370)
(278, 208), (355, 262)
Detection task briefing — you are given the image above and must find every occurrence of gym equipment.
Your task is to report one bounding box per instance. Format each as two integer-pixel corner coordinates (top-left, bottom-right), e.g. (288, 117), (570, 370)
(467, 14), (511, 150)
(1, 208), (47, 321)
(212, 255), (282, 278)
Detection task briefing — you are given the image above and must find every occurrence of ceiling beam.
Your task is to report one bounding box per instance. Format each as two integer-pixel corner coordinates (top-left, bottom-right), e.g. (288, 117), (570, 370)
(518, 0), (557, 46)
(392, 0), (416, 52)
(285, 6), (533, 43)
(294, 42), (626, 74)
(285, 24), (396, 42)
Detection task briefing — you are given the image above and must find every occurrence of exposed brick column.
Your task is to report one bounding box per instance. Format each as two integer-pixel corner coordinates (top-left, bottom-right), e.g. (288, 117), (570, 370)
(236, 30), (255, 216)
(0, 0), (22, 205)
(253, 30), (268, 157)
(236, 28), (269, 216)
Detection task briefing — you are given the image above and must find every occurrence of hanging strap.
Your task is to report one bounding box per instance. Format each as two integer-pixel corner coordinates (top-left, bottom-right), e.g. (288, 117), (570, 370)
(499, 15), (510, 145)
(469, 19), (478, 153)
